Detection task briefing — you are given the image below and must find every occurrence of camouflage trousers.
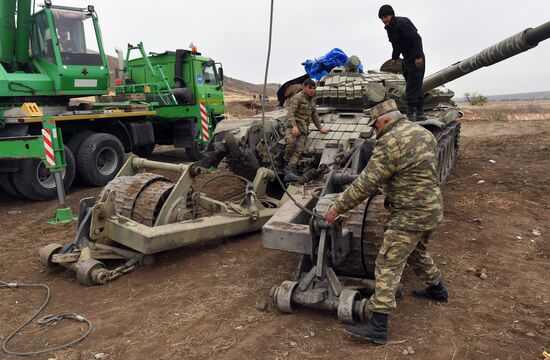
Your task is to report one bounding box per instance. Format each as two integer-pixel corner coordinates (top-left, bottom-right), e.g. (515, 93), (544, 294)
(368, 228), (441, 314)
(284, 128), (306, 167)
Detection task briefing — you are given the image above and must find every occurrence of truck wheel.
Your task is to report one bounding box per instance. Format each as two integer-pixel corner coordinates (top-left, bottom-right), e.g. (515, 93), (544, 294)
(0, 172), (23, 198)
(67, 131), (96, 158)
(77, 133), (124, 187)
(68, 131), (96, 182)
(12, 146), (76, 201)
(185, 121), (205, 161)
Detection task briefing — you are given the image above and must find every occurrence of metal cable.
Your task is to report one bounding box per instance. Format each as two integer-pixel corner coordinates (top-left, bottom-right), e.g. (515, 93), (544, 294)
(194, 173), (250, 216)
(260, 0), (323, 219)
(1, 280), (92, 356)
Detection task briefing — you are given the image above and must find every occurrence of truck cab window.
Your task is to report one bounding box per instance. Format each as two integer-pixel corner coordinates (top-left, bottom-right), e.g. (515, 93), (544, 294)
(52, 9), (103, 66)
(32, 12), (56, 64)
(203, 64), (217, 84)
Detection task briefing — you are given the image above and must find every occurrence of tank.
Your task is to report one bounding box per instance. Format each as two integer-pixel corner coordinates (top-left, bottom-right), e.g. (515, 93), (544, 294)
(197, 20), (550, 282)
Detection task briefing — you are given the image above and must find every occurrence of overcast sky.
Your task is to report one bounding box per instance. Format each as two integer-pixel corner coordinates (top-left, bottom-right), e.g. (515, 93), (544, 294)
(54, 0), (550, 97)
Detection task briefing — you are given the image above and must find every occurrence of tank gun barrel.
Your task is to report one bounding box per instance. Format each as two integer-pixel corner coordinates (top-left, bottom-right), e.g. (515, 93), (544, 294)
(422, 20), (550, 92)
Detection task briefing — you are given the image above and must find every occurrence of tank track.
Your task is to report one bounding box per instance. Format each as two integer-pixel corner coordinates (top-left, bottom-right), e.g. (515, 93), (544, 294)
(334, 194), (389, 278)
(432, 121), (461, 184)
(131, 180), (175, 226)
(99, 173), (170, 218)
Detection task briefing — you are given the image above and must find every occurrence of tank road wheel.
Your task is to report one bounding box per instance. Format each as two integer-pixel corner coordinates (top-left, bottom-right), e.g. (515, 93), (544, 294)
(12, 146), (76, 201)
(185, 121), (206, 161)
(271, 280), (299, 313)
(38, 243), (64, 272)
(76, 259), (108, 286)
(337, 289), (361, 324)
(334, 194), (389, 278)
(0, 173), (23, 198)
(77, 133), (124, 187)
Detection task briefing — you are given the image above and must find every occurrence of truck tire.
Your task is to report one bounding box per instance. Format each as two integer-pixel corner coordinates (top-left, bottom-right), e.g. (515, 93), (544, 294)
(0, 172), (23, 198)
(68, 130), (96, 182)
(77, 133), (124, 187)
(67, 131), (96, 158)
(185, 121), (205, 161)
(12, 146), (76, 201)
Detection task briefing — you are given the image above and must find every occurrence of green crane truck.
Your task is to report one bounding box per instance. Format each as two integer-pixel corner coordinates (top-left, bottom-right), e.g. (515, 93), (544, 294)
(0, 0), (225, 201)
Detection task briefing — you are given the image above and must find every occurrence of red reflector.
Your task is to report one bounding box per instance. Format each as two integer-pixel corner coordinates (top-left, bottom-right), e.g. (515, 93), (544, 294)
(115, 78), (122, 86)
(18, 118), (24, 123)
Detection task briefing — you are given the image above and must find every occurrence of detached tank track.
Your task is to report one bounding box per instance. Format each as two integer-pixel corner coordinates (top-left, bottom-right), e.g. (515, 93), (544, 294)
(334, 194), (389, 278)
(99, 173), (170, 218)
(432, 121), (461, 184)
(132, 181), (175, 226)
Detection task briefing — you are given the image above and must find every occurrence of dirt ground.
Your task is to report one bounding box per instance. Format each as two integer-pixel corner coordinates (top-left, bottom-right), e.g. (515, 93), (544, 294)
(1, 118), (550, 360)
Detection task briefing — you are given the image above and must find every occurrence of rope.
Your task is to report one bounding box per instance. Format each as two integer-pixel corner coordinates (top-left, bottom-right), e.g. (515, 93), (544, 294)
(1, 280), (92, 356)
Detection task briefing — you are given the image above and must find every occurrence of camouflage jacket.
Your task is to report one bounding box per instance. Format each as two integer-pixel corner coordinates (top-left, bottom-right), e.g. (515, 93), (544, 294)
(333, 115), (443, 231)
(286, 91), (322, 135)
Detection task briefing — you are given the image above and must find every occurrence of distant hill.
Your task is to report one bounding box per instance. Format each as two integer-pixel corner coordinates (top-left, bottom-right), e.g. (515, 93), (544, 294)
(223, 76), (279, 98)
(455, 91), (550, 102)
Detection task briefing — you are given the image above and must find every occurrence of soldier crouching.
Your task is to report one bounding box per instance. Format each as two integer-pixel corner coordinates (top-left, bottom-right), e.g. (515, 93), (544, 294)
(283, 78), (330, 182)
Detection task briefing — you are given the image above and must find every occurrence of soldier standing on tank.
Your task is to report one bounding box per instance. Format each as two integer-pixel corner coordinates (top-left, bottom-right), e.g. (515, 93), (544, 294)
(284, 78), (331, 181)
(378, 4), (427, 121)
(325, 99), (448, 344)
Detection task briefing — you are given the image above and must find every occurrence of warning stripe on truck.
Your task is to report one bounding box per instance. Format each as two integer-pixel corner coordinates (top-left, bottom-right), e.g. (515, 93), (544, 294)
(199, 101), (210, 141)
(41, 128), (56, 166)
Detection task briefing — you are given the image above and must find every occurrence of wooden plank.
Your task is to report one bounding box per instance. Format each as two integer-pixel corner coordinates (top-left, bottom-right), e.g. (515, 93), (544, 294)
(97, 93), (146, 103)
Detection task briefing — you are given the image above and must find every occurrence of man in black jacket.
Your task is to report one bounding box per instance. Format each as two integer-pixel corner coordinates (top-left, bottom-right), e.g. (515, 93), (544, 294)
(378, 4), (427, 121)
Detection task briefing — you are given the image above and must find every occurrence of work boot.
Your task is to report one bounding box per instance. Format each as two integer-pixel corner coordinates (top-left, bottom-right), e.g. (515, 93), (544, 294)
(284, 165), (299, 182)
(344, 312), (388, 345)
(415, 111), (427, 121)
(413, 281), (448, 303)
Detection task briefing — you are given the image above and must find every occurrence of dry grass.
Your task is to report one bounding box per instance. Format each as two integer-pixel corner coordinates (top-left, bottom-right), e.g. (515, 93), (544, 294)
(458, 99), (550, 121)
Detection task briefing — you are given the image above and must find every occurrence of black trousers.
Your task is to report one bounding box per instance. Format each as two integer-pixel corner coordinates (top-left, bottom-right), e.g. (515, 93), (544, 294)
(402, 57), (425, 113)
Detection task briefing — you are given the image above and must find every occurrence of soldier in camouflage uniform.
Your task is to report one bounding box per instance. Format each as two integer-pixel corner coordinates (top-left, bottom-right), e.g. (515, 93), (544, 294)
(284, 78), (331, 181)
(325, 99), (448, 344)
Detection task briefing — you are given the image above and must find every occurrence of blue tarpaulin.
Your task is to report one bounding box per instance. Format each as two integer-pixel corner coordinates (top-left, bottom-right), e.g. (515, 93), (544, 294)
(302, 48), (363, 80)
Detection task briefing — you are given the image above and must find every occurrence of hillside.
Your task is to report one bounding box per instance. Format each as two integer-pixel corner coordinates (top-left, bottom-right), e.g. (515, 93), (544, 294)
(223, 76), (279, 100)
(455, 90), (550, 102)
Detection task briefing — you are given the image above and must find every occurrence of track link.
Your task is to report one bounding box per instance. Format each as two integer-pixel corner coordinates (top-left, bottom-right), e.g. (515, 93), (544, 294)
(334, 194), (389, 278)
(132, 181), (175, 226)
(99, 173), (170, 217)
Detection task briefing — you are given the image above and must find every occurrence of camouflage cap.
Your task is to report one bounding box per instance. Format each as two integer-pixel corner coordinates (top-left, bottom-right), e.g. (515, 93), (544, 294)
(370, 99), (399, 119)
